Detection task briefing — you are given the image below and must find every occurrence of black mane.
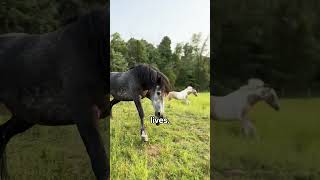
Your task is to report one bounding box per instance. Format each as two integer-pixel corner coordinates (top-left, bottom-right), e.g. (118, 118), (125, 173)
(75, 7), (107, 67)
(61, 7), (108, 92)
(130, 64), (171, 93)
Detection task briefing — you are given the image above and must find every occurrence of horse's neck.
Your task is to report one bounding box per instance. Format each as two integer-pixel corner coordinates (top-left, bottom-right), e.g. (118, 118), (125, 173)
(220, 89), (262, 105)
(180, 88), (190, 95)
(187, 90), (193, 95)
(223, 89), (244, 97)
(142, 81), (155, 91)
(246, 93), (263, 106)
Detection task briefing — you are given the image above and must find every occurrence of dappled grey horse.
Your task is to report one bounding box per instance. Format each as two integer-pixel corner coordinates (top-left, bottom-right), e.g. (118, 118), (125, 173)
(0, 7), (109, 179)
(110, 64), (171, 142)
(167, 86), (198, 104)
(211, 79), (280, 136)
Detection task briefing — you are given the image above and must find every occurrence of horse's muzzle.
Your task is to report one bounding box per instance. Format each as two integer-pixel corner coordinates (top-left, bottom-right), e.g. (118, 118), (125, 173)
(155, 112), (164, 126)
(155, 112), (164, 118)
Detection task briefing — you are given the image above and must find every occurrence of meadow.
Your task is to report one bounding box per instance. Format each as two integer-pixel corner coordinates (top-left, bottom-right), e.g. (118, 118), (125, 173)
(213, 98), (320, 180)
(110, 92), (210, 179)
(0, 93), (209, 179)
(0, 105), (106, 180)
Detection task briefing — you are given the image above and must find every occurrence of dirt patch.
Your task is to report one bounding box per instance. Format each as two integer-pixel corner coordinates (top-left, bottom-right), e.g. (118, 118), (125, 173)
(146, 145), (161, 157)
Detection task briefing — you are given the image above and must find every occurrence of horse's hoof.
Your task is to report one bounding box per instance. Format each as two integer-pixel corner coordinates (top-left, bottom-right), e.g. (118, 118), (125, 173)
(141, 135), (149, 142)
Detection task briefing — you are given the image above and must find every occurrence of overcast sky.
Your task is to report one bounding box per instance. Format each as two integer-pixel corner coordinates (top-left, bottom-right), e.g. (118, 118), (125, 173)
(111, 0), (210, 50)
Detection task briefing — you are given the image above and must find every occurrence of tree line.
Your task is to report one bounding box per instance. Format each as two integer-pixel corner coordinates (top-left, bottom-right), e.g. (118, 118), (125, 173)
(111, 33), (210, 91)
(0, 0), (210, 91)
(213, 0), (320, 96)
(0, 0), (105, 34)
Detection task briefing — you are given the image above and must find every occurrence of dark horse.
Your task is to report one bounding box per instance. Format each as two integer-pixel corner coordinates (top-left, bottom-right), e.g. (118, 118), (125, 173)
(110, 64), (171, 142)
(0, 6), (109, 180)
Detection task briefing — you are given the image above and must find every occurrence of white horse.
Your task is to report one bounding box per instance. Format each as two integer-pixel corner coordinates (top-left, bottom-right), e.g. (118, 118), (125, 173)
(211, 78), (280, 136)
(167, 86), (198, 104)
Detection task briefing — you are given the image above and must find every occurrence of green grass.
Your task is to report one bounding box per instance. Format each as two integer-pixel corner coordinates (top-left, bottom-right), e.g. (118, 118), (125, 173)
(0, 105), (107, 180)
(111, 92), (210, 179)
(213, 98), (320, 180)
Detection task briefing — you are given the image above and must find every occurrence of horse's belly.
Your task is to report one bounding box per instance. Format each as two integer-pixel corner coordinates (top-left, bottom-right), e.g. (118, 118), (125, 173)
(175, 93), (186, 100)
(10, 86), (75, 125)
(213, 103), (240, 121)
(21, 97), (74, 125)
(110, 89), (132, 101)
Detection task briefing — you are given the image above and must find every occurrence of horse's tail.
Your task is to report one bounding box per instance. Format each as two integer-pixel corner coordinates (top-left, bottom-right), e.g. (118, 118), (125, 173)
(0, 149), (8, 180)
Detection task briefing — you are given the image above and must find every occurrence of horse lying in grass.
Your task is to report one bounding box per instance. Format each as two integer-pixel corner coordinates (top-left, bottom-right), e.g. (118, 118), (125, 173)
(167, 86), (198, 104)
(0, 7), (109, 180)
(211, 79), (280, 137)
(110, 64), (171, 142)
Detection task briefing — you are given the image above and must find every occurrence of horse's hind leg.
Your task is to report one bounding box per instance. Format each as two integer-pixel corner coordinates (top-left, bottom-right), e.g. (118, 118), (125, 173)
(133, 97), (148, 142)
(0, 117), (33, 179)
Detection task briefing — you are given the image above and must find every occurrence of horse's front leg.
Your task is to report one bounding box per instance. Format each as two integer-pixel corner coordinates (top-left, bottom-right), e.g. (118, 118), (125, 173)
(184, 97), (190, 104)
(71, 103), (109, 179)
(133, 97), (148, 142)
(240, 117), (257, 137)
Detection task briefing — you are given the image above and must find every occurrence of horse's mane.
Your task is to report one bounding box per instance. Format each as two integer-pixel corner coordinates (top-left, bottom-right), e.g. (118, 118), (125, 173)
(130, 64), (171, 93)
(67, 7), (108, 78)
(60, 2), (108, 25)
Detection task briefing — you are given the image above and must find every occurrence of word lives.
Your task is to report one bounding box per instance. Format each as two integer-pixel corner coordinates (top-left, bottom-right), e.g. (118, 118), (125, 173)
(150, 116), (170, 125)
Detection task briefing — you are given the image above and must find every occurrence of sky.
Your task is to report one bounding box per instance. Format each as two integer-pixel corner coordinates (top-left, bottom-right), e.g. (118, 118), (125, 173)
(111, 0), (210, 50)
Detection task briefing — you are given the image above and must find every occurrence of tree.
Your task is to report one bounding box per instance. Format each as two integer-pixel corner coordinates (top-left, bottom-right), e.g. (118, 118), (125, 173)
(111, 33), (128, 57)
(157, 36), (172, 70)
(110, 48), (128, 71)
(126, 38), (148, 67)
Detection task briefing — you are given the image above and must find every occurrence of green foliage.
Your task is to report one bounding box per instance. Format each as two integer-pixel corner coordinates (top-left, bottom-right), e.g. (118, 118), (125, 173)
(110, 48), (127, 72)
(110, 33), (210, 91)
(126, 38), (149, 67)
(0, 0), (105, 34)
(110, 33), (128, 71)
(213, 0), (320, 95)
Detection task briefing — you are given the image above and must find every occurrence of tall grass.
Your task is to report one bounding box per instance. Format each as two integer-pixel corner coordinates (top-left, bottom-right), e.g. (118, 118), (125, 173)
(111, 92), (210, 179)
(213, 98), (320, 180)
(0, 106), (107, 180)
(0, 93), (210, 179)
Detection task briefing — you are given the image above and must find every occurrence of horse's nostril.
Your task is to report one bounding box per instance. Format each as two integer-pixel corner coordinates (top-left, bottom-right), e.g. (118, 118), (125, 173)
(157, 112), (161, 117)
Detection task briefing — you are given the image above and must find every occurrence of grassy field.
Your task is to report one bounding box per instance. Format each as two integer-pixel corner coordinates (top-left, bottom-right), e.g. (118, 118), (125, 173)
(0, 92), (209, 179)
(213, 98), (320, 180)
(0, 105), (107, 180)
(110, 92), (210, 179)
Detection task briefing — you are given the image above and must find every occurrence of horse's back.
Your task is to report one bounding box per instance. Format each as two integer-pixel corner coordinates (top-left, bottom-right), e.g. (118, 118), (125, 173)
(212, 95), (243, 120)
(0, 31), (61, 82)
(0, 33), (31, 55)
